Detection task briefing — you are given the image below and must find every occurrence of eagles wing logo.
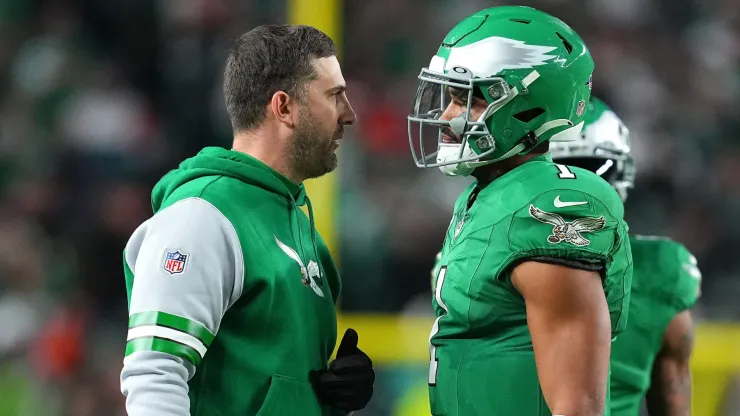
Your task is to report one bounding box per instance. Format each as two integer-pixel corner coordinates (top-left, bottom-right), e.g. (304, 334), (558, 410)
(444, 36), (558, 76)
(528, 205), (605, 247)
(274, 236), (324, 298)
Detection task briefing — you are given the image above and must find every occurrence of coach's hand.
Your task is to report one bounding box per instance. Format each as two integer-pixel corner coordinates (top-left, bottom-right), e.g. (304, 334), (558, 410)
(311, 328), (375, 412)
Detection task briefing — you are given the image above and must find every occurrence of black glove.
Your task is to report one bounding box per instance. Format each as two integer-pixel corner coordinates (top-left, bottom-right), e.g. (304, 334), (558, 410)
(311, 328), (375, 412)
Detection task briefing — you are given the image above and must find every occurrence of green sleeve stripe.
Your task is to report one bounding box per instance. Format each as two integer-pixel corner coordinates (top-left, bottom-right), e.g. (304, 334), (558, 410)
(126, 337), (202, 366)
(129, 312), (215, 346)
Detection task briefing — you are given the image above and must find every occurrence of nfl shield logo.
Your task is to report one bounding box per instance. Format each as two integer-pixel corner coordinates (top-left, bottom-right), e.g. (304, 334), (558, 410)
(576, 100), (586, 117)
(163, 250), (188, 275)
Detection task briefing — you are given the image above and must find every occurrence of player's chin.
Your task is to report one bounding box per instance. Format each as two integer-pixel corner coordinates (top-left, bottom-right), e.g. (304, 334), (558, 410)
(311, 152), (338, 178)
(304, 150), (337, 180)
(325, 153), (338, 173)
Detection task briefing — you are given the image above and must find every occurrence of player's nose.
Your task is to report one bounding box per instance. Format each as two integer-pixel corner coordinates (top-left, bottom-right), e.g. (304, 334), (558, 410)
(338, 94), (357, 126)
(439, 102), (463, 122)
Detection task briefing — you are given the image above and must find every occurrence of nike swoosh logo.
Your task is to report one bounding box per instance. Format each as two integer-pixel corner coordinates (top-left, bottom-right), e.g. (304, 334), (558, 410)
(553, 195), (588, 208)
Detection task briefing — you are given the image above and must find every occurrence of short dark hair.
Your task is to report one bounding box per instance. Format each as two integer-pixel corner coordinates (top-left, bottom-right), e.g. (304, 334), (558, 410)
(223, 24), (337, 132)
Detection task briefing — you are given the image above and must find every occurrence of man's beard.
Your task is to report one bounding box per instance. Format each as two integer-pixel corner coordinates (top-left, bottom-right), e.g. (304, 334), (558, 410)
(288, 109), (342, 181)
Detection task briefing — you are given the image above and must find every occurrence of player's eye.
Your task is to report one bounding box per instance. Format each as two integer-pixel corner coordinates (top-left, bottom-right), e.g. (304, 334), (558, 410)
(448, 88), (467, 106)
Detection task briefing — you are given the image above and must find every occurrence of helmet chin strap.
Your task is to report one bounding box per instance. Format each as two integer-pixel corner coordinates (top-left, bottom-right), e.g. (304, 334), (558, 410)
(462, 119), (576, 171)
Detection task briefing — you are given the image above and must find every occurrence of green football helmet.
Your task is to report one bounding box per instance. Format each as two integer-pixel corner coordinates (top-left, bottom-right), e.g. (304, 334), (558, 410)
(408, 6), (595, 176)
(550, 97), (636, 201)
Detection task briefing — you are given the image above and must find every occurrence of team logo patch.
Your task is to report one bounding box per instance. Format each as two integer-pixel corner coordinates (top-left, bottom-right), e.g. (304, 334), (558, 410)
(307, 260), (322, 285)
(274, 236), (324, 298)
(529, 205), (605, 247)
(454, 218), (465, 239)
(163, 250), (188, 275)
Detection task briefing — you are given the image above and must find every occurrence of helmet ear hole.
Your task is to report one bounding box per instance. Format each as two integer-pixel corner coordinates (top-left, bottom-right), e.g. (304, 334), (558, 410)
(513, 108), (545, 123)
(555, 32), (573, 54)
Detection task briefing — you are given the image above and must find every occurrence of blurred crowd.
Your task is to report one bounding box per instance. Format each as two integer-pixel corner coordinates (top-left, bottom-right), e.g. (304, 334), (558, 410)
(0, 0), (737, 414)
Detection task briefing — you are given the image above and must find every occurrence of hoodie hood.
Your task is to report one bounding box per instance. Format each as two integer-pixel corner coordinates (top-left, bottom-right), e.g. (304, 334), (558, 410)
(152, 147), (307, 212)
(151, 146), (324, 303)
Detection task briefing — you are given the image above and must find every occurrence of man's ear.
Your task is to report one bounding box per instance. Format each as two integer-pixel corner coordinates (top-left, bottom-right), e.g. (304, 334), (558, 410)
(269, 91), (297, 128)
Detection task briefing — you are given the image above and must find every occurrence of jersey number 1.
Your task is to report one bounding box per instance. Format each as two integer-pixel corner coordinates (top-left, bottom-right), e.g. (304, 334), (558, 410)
(556, 164), (576, 179)
(428, 266), (448, 386)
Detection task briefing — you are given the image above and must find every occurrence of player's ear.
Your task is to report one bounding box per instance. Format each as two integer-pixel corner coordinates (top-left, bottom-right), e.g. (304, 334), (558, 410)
(269, 91), (297, 128)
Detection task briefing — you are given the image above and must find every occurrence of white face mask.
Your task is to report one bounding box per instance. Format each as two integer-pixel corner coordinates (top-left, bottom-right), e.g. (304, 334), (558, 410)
(436, 143), (477, 176)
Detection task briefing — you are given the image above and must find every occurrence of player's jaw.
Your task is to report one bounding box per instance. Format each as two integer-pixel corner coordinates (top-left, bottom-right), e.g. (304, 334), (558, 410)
(288, 109), (340, 181)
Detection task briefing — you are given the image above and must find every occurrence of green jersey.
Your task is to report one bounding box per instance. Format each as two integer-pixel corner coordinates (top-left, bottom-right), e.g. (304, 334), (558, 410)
(429, 153), (633, 416)
(609, 236), (701, 415)
(121, 147), (341, 416)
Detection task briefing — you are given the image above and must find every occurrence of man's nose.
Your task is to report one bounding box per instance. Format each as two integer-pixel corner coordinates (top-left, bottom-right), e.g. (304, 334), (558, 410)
(339, 96), (357, 126)
(439, 102), (463, 122)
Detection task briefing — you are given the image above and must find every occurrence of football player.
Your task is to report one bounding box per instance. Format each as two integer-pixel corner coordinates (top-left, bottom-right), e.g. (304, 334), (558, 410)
(550, 97), (701, 416)
(409, 6), (633, 415)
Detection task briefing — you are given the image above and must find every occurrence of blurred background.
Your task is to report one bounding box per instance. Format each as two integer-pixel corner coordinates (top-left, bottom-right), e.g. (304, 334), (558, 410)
(0, 0), (738, 414)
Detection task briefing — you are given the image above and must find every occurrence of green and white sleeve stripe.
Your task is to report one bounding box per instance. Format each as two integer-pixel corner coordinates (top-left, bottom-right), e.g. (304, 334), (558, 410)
(126, 311), (215, 366)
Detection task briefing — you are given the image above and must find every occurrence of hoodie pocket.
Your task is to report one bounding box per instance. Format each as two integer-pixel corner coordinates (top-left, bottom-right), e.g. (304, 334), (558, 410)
(256, 375), (322, 416)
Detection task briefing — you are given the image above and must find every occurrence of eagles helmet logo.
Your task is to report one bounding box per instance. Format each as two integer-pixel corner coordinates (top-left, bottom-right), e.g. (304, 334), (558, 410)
(529, 205), (605, 247)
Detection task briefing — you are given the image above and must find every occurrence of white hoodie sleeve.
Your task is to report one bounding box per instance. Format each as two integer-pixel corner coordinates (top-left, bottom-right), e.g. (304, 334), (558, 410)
(120, 197), (244, 415)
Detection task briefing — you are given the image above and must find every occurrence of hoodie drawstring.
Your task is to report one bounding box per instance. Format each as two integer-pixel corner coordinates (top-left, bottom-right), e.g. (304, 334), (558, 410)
(305, 197), (321, 272)
(289, 195), (321, 279)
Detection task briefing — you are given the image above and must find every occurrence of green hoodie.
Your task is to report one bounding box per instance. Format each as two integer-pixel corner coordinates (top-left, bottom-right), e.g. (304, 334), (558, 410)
(122, 147), (341, 416)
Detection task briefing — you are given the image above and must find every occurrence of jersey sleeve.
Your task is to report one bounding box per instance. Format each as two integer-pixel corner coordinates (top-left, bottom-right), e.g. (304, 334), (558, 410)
(507, 188), (625, 267)
(669, 243), (702, 311)
(120, 197), (244, 415)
